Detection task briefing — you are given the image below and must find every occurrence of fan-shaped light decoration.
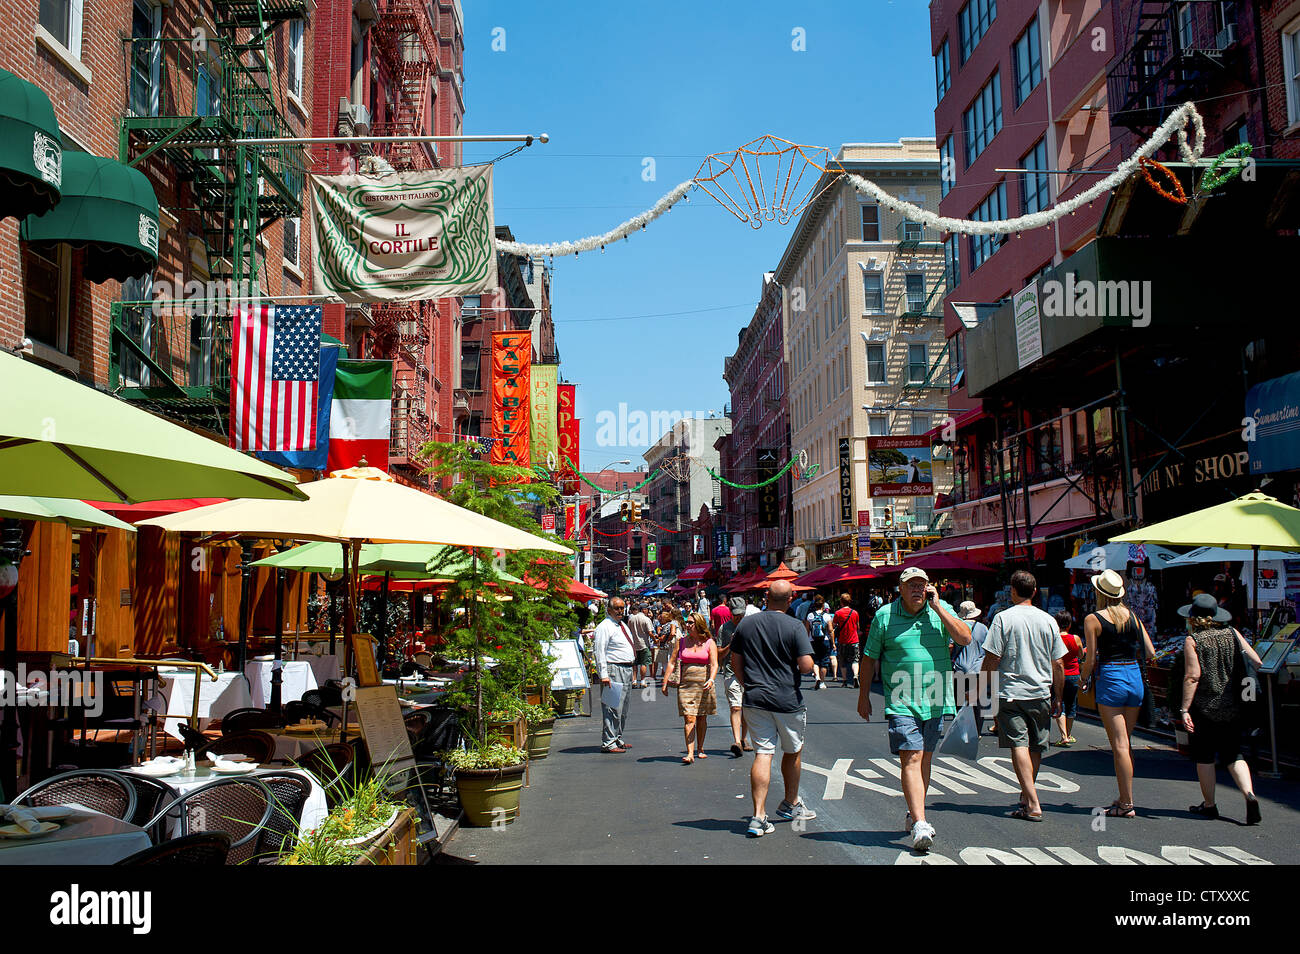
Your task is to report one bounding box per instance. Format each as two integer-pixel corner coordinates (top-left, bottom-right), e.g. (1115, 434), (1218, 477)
(693, 136), (840, 228)
(658, 454), (695, 483)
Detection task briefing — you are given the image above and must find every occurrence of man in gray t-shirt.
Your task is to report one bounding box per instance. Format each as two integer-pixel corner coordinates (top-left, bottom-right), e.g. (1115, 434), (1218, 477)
(980, 570), (1066, 820)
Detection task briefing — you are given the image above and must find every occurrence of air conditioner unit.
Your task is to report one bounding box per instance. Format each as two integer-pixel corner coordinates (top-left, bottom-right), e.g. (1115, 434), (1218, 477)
(337, 98), (371, 136)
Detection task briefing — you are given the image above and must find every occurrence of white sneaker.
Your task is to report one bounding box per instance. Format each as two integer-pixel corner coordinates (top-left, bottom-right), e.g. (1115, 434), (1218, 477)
(911, 820), (936, 852)
(747, 815), (775, 837)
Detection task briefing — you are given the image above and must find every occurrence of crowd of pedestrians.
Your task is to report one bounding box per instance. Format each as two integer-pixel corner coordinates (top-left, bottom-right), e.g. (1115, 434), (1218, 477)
(587, 564), (1265, 850)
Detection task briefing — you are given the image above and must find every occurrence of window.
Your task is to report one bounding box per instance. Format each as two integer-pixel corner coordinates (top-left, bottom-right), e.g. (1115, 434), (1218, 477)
(1284, 23), (1300, 127)
(872, 501), (888, 529)
(908, 344), (928, 384)
(1012, 16), (1042, 107)
(959, 0), (996, 63)
(1224, 118), (1250, 146)
(23, 246), (70, 352)
(963, 72), (1002, 166)
(129, 1), (161, 117)
(912, 412), (930, 435)
(1020, 138), (1050, 215)
(288, 20), (304, 99)
(860, 204), (880, 241)
(901, 220), (924, 243)
(869, 415), (889, 437)
(461, 295), (481, 320)
(862, 272), (884, 312)
(460, 344), (482, 390)
(866, 344), (886, 384)
(914, 497), (934, 531)
(939, 137), (954, 198)
(949, 332), (965, 390)
(935, 40), (951, 102)
(944, 235), (961, 288)
(968, 182), (1007, 271)
(905, 273), (927, 312)
(1175, 2), (1194, 51)
(39, 0), (83, 57)
(283, 217), (300, 266)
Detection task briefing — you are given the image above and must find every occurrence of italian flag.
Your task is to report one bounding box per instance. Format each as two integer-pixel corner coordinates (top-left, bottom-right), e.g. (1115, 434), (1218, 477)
(327, 359), (393, 472)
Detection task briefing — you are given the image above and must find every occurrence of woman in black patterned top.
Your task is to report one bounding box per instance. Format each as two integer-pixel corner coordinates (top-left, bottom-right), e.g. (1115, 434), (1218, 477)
(1177, 593), (1264, 824)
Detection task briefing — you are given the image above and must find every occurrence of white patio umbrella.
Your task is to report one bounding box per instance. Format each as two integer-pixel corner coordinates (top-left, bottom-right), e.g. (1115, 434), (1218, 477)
(1064, 541), (1184, 571)
(1162, 545), (1298, 566)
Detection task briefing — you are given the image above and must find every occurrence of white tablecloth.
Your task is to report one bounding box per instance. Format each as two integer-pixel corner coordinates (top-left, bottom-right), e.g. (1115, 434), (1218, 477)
(303, 654), (340, 686)
(137, 766), (329, 836)
(0, 806), (152, 865)
(244, 660), (319, 709)
(149, 670), (252, 741)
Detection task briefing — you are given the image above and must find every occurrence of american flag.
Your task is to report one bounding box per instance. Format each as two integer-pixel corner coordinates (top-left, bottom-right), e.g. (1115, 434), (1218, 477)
(230, 304), (323, 452)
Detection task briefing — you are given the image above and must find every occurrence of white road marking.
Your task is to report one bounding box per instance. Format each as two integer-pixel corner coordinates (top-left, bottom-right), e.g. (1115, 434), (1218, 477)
(804, 758), (900, 799)
(894, 845), (1272, 865)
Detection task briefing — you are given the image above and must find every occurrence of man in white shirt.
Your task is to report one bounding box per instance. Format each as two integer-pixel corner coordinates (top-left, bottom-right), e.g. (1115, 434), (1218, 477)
(625, 602), (657, 688)
(696, 587), (710, 618)
(981, 570), (1066, 820)
(594, 597), (638, 753)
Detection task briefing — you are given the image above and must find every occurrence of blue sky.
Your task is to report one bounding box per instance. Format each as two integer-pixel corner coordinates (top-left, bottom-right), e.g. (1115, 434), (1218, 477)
(463, 1), (937, 471)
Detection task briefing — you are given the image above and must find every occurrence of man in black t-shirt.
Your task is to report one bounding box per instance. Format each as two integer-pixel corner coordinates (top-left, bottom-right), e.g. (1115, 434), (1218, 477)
(731, 580), (817, 837)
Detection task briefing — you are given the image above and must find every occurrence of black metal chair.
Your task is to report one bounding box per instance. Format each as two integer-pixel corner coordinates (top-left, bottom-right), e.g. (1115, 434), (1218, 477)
(220, 707), (283, 735)
(253, 772), (313, 862)
(201, 730), (276, 764)
(304, 682), (345, 708)
(145, 777), (273, 865)
(293, 742), (355, 809)
(116, 832), (232, 866)
(112, 770), (178, 842)
(15, 770), (137, 821)
(177, 721), (211, 753)
(282, 699), (340, 727)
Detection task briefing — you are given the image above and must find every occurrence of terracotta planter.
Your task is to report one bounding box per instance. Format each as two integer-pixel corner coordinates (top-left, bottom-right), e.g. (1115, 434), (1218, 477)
(455, 763), (527, 826)
(525, 717), (556, 760)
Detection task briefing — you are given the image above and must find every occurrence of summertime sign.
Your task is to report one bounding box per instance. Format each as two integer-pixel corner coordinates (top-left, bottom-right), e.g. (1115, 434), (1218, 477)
(310, 166), (497, 302)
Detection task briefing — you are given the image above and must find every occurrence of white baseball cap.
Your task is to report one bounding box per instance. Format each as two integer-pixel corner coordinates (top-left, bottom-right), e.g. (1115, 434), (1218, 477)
(899, 567), (930, 584)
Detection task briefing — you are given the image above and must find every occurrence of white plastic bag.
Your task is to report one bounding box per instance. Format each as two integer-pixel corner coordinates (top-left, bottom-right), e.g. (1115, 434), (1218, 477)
(937, 705), (979, 760)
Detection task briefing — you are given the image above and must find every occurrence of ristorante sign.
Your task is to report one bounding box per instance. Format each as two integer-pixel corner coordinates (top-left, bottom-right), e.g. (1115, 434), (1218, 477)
(310, 166), (497, 302)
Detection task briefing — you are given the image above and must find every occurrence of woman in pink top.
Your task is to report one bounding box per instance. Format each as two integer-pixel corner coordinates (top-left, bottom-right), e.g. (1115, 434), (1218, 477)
(662, 613), (718, 763)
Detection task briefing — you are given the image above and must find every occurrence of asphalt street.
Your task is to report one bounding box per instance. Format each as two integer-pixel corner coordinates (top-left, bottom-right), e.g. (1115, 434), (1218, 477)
(443, 674), (1299, 865)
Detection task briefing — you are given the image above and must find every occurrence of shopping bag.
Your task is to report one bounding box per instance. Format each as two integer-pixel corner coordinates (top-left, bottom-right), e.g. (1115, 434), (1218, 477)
(936, 705), (979, 760)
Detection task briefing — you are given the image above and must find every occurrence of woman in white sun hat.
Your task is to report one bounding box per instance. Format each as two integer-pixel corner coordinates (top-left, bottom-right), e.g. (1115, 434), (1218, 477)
(1081, 568), (1157, 818)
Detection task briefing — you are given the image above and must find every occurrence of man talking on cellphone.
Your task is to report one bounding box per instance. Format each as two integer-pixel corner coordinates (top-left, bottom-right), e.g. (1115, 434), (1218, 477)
(858, 567), (971, 852)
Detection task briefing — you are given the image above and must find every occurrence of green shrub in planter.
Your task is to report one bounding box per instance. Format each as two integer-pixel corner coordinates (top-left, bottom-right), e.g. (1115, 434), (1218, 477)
(444, 743), (528, 827)
(521, 704), (557, 760)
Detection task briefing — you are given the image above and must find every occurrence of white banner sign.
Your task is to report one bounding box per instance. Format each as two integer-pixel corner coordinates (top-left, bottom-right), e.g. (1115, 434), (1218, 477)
(1014, 279), (1043, 370)
(311, 165), (497, 302)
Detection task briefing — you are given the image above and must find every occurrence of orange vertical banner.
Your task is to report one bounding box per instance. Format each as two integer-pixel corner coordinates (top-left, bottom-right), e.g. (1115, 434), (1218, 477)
(490, 331), (532, 470)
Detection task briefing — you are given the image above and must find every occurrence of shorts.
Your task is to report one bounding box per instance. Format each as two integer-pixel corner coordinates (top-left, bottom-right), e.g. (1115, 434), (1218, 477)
(811, 640), (831, 667)
(635, 647), (651, 667)
(837, 642), (859, 666)
(1188, 711), (1244, 766)
(996, 697), (1052, 751)
(742, 705), (806, 756)
(725, 675), (744, 708)
(1096, 662), (1145, 708)
(1061, 674), (1079, 718)
(654, 647), (673, 672)
(886, 713), (943, 754)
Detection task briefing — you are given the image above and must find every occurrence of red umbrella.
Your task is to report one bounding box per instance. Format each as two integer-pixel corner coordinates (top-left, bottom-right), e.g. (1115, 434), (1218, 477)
(85, 497), (227, 522)
(795, 565), (850, 588)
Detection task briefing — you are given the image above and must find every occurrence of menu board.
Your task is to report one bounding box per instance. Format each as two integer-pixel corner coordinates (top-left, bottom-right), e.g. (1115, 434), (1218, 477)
(352, 685), (415, 774)
(351, 632), (381, 687)
(542, 639), (589, 690)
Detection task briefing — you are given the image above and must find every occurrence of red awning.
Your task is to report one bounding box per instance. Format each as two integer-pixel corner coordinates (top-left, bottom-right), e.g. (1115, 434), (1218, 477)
(675, 562), (715, 583)
(909, 518), (1093, 563)
(924, 406), (985, 442)
(723, 569), (767, 592)
(86, 498), (227, 523)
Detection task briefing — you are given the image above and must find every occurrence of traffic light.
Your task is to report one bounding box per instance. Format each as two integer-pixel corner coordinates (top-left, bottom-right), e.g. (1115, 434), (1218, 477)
(619, 502), (631, 522)
(883, 506), (893, 528)
(632, 501), (642, 522)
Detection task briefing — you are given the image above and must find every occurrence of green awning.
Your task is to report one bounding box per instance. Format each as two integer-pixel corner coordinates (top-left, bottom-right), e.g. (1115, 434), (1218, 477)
(0, 68), (63, 221)
(21, 151), (159, 283)
(322, 331), (346, 350)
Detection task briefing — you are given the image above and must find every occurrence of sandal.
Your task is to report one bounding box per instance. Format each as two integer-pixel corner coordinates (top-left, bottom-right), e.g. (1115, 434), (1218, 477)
(1050, 740), (1070, 748)
(1010, 807), (1045, 822)
(696, 751), (708, 759)
(1104, 802), (1136, 818)
(682, 755), (694, 764)
(1066, 736), (1077, 744)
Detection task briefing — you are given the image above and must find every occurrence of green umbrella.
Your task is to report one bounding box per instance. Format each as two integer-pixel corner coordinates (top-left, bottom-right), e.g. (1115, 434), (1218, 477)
(0, 496), (136, 532)
(251, 540), (524, 585)
(0, 349), (304, 503)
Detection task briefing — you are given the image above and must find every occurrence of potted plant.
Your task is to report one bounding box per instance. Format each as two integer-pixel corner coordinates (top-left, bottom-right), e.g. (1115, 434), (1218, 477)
(521, 703), (557, 760)
(444, 742), (528, 826)
(278, 773), (411, 865)
(551, 686), (584, 717)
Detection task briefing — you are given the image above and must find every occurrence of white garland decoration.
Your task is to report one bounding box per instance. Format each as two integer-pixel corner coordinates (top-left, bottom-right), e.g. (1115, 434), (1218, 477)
(494, 180), (695, 257)
(493, 103), (1204, 253)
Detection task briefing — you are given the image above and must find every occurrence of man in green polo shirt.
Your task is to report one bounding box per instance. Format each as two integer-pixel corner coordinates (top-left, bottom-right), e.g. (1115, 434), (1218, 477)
(859, 567), (971, 853)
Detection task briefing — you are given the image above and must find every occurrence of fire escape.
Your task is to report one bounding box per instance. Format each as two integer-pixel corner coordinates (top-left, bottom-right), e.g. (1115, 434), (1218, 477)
(1107, 0), (1245, 134)
(110, 0), (308, 433)
(367, 0), (440, 485)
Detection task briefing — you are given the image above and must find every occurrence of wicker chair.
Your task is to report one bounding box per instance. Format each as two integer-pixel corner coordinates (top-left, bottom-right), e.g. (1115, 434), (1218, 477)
(201, 731), (276, 764)
(253, 772), (313, 862)
(116, 832), (232, 866)
(303, 682), (345, 708)
(293, 742), (355, 809)
(145, 777), (273, 865)
(220, 707), (283, 735)
(15, 770), (137, 821)
(112, 771), (178, 842)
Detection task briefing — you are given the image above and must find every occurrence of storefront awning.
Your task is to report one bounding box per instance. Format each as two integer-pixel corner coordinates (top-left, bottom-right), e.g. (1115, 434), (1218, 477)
(924, 406), (985, 442)
(0, 68), (62, 221)
(909, 518), (1093, 563)
(675, 562), (714, 583)
(21, 151), (159, 283)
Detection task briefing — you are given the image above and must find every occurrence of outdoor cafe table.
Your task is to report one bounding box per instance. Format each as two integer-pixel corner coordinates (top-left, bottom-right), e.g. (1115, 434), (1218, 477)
(244, 660), (319, 709)
(149, 668), (252, 741)
(262, 725), (342, 761)
(0, 805), (151, 865)
(128, 765), (329, 835)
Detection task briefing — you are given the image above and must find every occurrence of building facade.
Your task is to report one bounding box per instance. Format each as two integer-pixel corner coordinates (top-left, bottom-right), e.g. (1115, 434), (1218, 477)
(720, 273), (793, 570)
(642, 416), (731, 574)
(780, 139), (949, 569)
